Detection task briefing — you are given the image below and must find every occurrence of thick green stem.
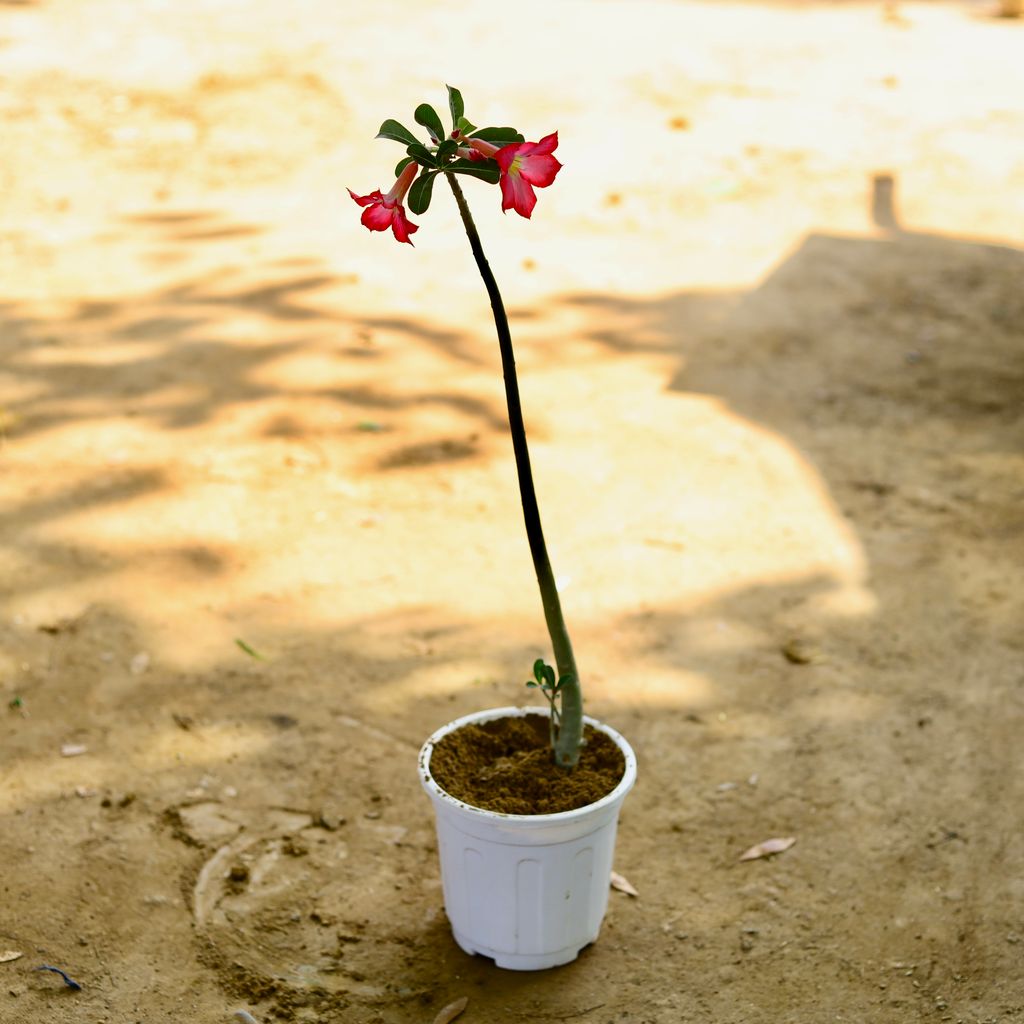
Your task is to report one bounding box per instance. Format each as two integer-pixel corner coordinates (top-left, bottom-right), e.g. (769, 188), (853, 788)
(445, 172), (583, 768)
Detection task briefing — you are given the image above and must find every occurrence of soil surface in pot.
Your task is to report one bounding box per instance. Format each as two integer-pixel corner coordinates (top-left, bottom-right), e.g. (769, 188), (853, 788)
(429, 714), (625, 814)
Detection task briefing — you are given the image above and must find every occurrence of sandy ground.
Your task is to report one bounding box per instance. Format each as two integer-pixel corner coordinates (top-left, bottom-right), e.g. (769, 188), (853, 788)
(2, 0), (1023, 1021)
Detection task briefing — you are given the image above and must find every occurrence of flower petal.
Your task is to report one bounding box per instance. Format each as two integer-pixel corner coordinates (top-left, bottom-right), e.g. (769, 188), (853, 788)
(468, 137), (500, 160)
(390, 204), (419, 245)
(519, 153), (561, 187)
(387, 161), (420, 204)
(361, 202), (395, 232)
(524, 131), (558, 157)
(349, 188), (383, 208)
(500, 172), (537, 218)
(494, 142), (523, 173)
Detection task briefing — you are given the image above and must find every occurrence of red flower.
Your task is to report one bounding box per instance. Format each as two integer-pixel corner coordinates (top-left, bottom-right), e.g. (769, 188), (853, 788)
(348, 161), (419, 244)
(495, 132), (562, 218)
(467, 132), (562, 219)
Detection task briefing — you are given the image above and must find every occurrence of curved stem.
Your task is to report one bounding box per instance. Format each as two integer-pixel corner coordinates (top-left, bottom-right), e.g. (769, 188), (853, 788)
(445, 172), (583, 768)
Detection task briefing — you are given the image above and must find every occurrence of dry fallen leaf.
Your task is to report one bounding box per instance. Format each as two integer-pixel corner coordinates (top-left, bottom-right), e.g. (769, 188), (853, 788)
(739, 837), (796, 862)
(432, 996), (468, 1024)
(610, 870), (639, 897)
(0, 950), (24, 963)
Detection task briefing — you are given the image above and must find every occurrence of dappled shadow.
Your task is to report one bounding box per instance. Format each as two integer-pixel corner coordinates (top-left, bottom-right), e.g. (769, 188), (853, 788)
(2, 0), (1021, 1012)
(559, 289), (740, 359)
(539, 198), (1024, 1007)
(0, 240), (518, 653)
(2, 185), (1023, 1019)
(319, 387), (507, 433)
(0, 469), (172, 602)
(376, 436), (481, 470)
(560, 203), (1024, 456)
(0, 245), (507, 445)
(353, 315), (490, 367)
(123, 210), (265, 243)
(553, 193), (1024, 694)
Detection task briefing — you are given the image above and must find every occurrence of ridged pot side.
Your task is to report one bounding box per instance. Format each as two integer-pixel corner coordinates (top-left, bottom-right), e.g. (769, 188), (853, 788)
(419, 707), (637, 970)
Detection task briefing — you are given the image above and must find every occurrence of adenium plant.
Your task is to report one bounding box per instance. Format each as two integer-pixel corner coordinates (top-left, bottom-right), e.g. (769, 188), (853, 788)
(350, 86), (583, 768)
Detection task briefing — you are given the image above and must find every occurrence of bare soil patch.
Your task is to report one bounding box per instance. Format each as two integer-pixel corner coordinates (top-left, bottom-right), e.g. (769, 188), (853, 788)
(1, 2), (1022, 1023)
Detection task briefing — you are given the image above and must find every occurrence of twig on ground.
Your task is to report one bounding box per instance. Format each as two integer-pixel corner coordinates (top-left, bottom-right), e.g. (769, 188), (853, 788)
(35, 965), (82, 990)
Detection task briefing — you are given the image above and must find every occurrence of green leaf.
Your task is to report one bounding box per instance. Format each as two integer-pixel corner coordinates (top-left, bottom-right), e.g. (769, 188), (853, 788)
(456, 115), (477, 136)
(525, 680), (538, 688)
(414, 103), (445, 143)
(235, 637), (265, 661)
(376, 118), (421, 146)
(435, 138), (458, 162)
(406, 142), (437, 168)
(447, 158), (500, 184)
(446, 84), (464, 128)
(394, 155), (415, 178)
(533, 659), (547, 684)
(469, 126), (524, 147)
(543, 664), (556, 688)
(407, 169), (438, 215)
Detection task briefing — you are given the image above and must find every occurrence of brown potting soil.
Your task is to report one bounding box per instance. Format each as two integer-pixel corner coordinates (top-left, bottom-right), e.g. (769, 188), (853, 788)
(428, 714), (626, 815)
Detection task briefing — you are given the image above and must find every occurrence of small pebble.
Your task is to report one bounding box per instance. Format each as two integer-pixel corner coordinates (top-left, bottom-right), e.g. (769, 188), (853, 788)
(781, 638), (819, 665)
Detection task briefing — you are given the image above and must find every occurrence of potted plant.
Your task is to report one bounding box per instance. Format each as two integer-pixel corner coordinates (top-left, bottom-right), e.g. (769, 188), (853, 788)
(349, 87), (637, 970)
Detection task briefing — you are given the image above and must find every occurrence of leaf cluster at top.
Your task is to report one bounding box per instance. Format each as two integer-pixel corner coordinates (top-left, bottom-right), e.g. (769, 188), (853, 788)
(375, 86), (526, 215)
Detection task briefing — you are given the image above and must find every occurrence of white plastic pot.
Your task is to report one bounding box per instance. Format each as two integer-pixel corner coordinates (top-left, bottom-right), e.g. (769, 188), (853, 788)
(418, 706), (637, 971)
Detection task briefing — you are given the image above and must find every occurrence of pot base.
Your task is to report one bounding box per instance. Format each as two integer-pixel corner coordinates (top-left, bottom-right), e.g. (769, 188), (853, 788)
(452, 929), (595, 971)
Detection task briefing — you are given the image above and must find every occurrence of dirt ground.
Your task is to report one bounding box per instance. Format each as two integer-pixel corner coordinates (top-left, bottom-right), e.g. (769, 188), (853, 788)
(2, 0), (1023, 1021)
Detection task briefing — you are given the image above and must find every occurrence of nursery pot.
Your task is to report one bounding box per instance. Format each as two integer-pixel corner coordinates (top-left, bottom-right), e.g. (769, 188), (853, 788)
(418, 706), (637, 971)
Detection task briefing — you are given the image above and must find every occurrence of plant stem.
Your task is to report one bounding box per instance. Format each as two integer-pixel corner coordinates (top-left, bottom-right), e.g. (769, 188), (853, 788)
(445, 171), (583, 768)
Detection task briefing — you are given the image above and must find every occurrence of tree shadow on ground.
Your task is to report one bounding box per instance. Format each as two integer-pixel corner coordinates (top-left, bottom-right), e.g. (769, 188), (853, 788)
(2, 190), (1023, 1019)
(0, 236), (506, 445)
(549, 196), (1024, 1013)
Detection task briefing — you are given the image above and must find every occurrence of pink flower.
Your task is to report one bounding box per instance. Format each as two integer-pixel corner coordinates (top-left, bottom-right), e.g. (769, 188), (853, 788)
(348, 161), (419, 244)
(467, 132), (562, 218)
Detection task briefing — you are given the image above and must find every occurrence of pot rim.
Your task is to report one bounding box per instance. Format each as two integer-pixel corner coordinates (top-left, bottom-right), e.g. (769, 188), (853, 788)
(418, 705), (637, 823)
